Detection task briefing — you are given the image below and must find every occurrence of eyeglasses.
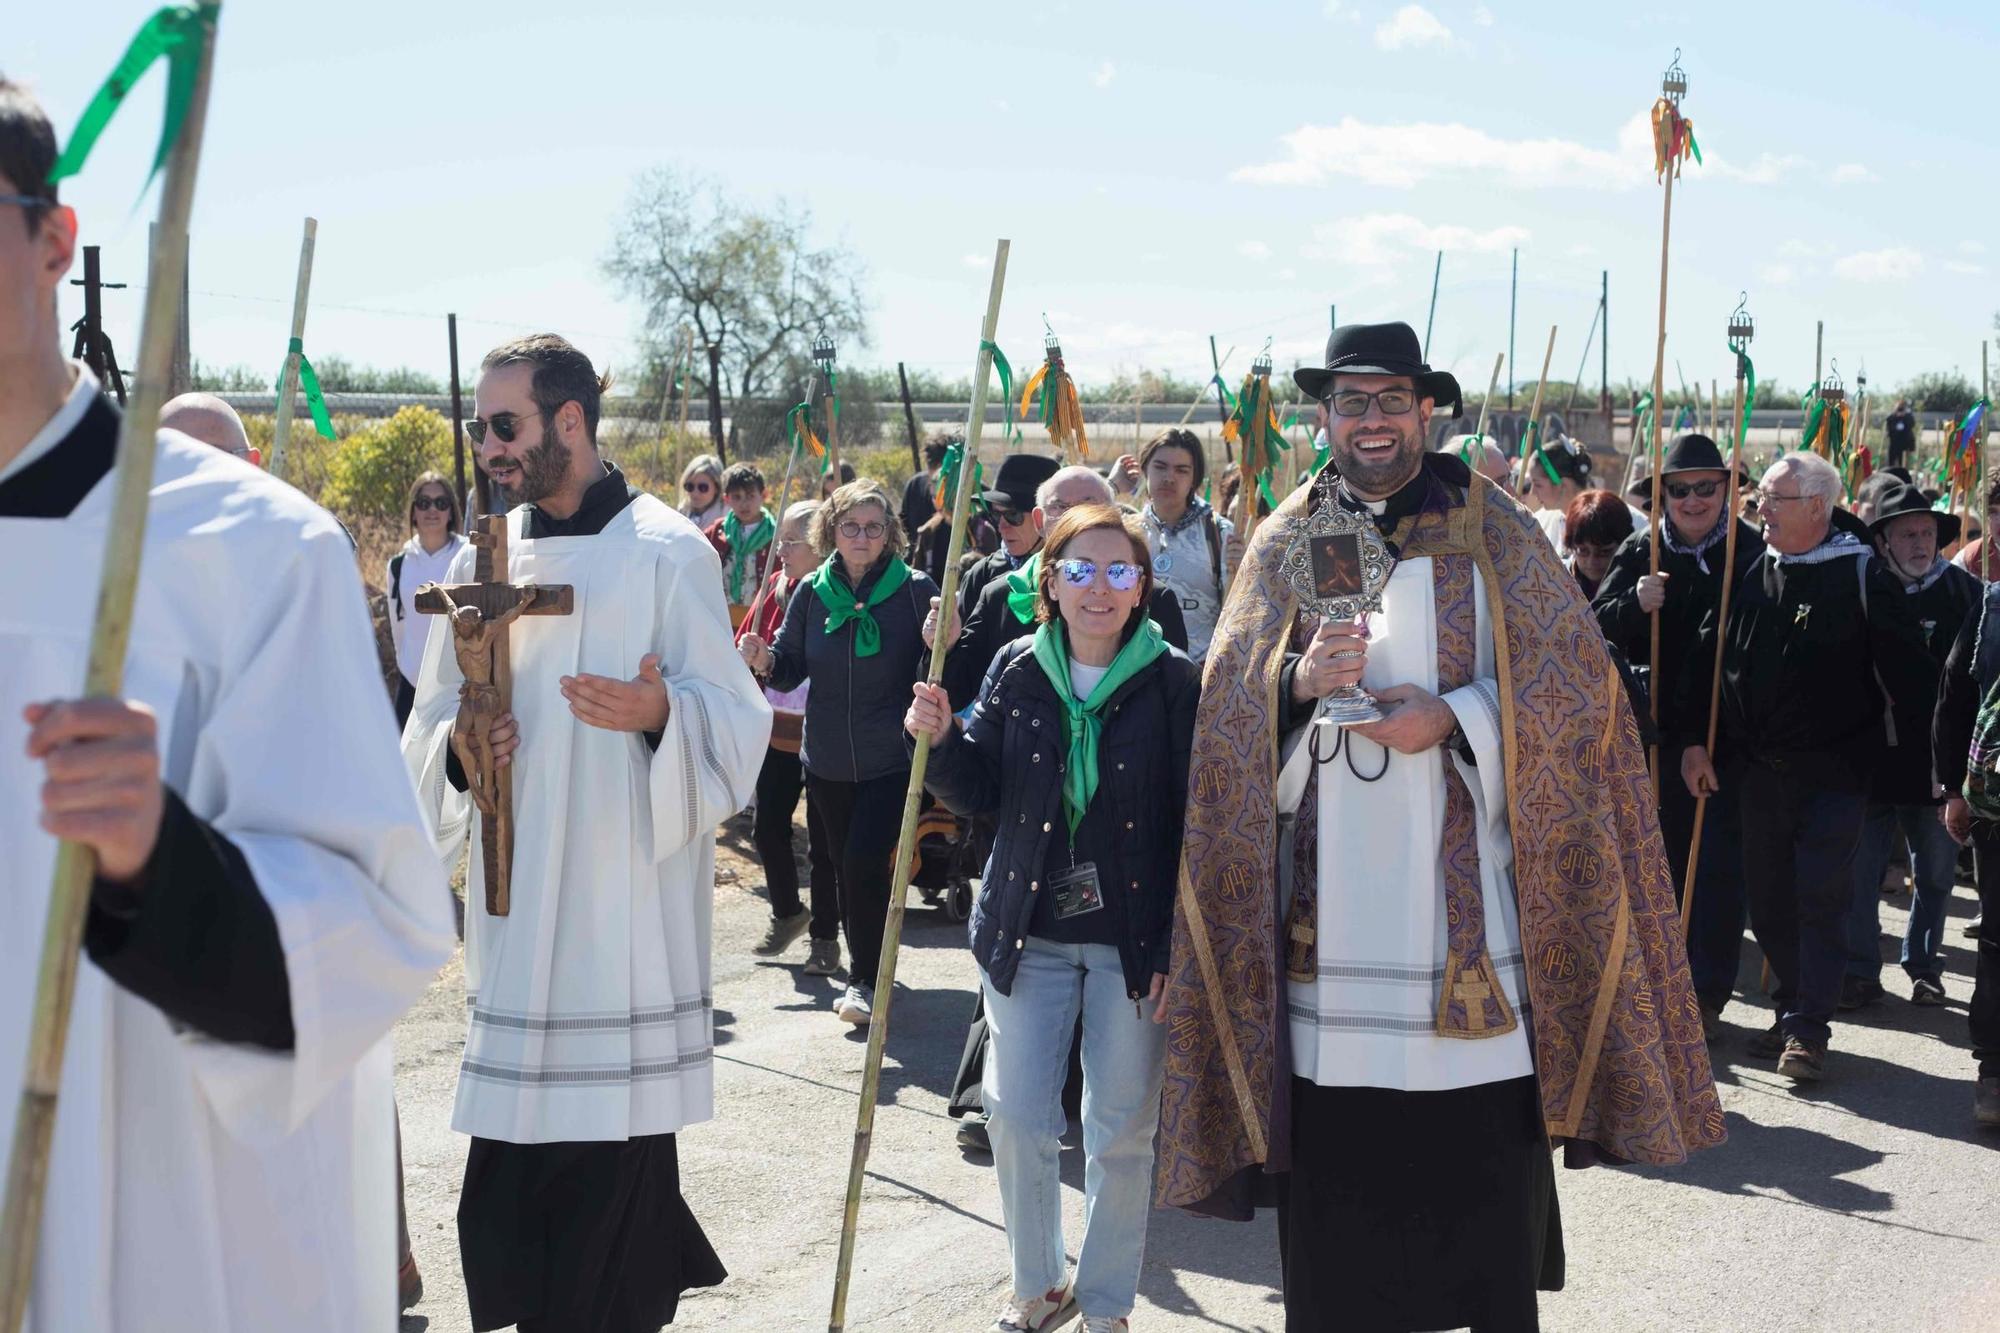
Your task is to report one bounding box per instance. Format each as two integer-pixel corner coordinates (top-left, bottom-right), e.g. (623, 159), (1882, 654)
(1055, 557), (1142, 591)
(994, 507), (1031, 526)
(838, 520), (888, 541)
(412, 495), (453, 512)
(1756, 490), (1812, 505)
(465, 407), (547, 445)
(1665, 479), (1724, 501)
(0, 194), (51, 211)
(1328, 388), (1417, 417)
(777, 537), (812, 549)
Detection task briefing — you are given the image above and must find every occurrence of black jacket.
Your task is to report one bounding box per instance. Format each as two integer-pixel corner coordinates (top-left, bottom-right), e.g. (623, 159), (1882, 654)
(924, 637), (1200, 998)
(1874, 561), (1980, 803)
(958, 546), (1021, 618)
(1934, 582), (2000, 796)
(766, 558), (939, 782)
(940, 573), (1189, 711)
(1592, 516), (1764, 759)
(1679, 537), (1933, 794)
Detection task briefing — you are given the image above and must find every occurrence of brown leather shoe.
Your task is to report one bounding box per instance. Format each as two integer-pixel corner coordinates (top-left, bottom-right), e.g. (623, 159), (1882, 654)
(398, 1254), (423, 1311)
(1777, 1036), (1826, 1082)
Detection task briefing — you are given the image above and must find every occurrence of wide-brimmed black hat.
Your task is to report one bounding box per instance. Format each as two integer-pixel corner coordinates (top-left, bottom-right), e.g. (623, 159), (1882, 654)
(980, 452), (1060, 511)
(1867, 478), (1960, 545)
(1293, 321), (1463, 418)
(1659, 432), (1749, 482)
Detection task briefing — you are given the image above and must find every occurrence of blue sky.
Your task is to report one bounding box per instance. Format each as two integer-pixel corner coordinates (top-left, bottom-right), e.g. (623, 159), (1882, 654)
(20, 0), (1999, 401)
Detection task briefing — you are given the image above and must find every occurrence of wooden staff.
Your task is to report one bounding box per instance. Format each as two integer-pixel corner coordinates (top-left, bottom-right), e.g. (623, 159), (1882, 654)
(266, 215), (318, 481)
(743, 371), (816, 631)
(1682, 363), (1748, 934)
(0, 13), (221, 1329)
(824, 355), (845, 487)
(827, 239), (1010, 1333)
(1472, 351), (1505, 445)
(1646, 143), (1680, 787)
(1521, 325), (1558, 490)
(1711, 377), (1720, 438)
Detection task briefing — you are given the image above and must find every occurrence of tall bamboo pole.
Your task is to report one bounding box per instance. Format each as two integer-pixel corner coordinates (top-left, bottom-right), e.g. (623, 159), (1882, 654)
(1423, 250), (1443, 359)
(267, 216), (318, 481)
(827, 240), (1010, 1333)
(0, 12), (222, 1329)
(1521, 325), (1558, 489)
(744, 371), (816, 629)
(1473, 351), (1505, 445)
(1710, 377), (1720, 438)
(1683, 353), (1749, 934)
(1646, 147), (1679, 787)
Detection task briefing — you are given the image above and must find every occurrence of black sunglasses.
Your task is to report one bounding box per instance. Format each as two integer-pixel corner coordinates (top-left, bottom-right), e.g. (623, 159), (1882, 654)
(465, 407), (548, 446)
(1665, 479), (1724, 501)
(412, 494), (453, 512)
(994, 507), (1031, 526)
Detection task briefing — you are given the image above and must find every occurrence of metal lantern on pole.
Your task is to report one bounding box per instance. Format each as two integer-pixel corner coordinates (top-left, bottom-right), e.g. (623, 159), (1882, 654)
(1821, 359), (1846, 405)
(811, 325), (844, 483)
(1662, 48), (1687, 104)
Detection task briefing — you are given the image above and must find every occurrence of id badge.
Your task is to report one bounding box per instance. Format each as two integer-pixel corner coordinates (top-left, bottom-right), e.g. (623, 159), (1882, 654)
(1049, 861), (1105, 921)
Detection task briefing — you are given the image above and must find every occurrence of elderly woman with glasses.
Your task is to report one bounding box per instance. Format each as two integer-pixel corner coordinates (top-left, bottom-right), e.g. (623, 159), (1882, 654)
(678, 453), (726, 528)
(739, 480), (938, 1027)
(906, 503), (1199, 1333)
(1591, 433), (1765, 1035)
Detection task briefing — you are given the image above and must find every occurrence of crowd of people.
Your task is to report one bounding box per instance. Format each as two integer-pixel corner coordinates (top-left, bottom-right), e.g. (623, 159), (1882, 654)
(6, 63), (1996, 1333)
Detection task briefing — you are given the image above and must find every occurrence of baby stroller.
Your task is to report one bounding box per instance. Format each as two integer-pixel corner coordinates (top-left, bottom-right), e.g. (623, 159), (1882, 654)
(910, 797), (984, 922)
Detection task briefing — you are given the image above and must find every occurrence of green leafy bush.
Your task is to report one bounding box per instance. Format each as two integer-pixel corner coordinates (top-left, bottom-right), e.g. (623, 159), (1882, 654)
(320, 406), (455, 519)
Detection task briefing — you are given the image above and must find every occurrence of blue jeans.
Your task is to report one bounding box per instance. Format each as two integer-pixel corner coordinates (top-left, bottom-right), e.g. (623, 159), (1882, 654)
(1848, 801), (1959, 982)
(981, 938), (1166, 1318)
(1738, 761), (1867, 1048)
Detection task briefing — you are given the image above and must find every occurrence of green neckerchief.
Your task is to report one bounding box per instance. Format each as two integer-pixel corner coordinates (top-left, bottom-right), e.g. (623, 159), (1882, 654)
(1030, 618), (1168, 835)
(810, 554), (910, 657)
(1004, 551), (1042, 624)
(722, 507), (774, 604)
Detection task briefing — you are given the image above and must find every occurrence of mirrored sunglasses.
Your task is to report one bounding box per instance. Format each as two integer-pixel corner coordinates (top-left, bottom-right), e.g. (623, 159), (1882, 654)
(1056, 558), (1142, 591)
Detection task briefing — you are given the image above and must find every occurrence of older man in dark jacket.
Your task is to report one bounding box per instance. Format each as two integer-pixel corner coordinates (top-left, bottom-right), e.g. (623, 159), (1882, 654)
(1931, 581), (2000, 1126)
(1680, 453), (1935, 1081)
(1595, 433), (1764, 1031)
(1843, 481), (1981, 1010)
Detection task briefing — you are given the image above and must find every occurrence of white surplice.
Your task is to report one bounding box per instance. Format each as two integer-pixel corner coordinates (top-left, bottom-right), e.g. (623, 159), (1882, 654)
(403, 493), (770, 1145)
(0, 370), (458, 1333)
(1279, 555), (1535, 1091)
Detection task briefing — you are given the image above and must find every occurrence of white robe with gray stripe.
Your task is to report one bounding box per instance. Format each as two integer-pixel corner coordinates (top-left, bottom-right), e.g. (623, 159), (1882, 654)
(404, 494), (770, 1143)
(1278, 555), (1534, 1091)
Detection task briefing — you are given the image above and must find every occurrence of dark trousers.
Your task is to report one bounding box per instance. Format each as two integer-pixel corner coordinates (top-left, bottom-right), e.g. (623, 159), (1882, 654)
(1737, 760), (1868, 1047)
(752, 748), (838, 939)
(807, 770), (910, 985)
(1659, 761), (1748, 1011)
(1972, 823), (2000, 1079)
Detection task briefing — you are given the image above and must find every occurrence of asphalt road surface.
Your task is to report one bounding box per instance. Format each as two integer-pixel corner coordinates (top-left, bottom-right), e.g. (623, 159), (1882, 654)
(396, 814), (2000, 1332)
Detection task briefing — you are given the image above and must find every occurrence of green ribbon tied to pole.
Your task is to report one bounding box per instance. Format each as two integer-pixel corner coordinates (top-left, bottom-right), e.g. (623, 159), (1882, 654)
(49, 2), (221, 191)
(979, 340), (1021, 445)
(277, 337), (336, 441)
(933, 439), (985, 515)
(1729, 342), (1758, 452)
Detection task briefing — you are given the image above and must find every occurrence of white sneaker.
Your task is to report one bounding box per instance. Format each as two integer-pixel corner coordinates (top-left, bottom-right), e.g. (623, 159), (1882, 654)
(992, 1283), (1078, 1332)
(1081, 1318), (1130, 1333)
(836, 982), (874, 1026)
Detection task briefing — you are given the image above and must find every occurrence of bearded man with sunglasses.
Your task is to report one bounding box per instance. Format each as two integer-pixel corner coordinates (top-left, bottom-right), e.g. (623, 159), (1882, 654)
(403, 333), (770, 1332)
(1592, 433), (1765, 1035)
(1158, 322), (1724, 1332)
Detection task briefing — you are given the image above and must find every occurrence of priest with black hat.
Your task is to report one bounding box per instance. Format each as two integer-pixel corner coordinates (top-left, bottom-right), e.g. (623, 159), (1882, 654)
(1843, 480), (1979, 1010)
(956, 451), (1061, 616)
(1592, 432), (1764, 1034)
(1160, 321), (1724, 1331)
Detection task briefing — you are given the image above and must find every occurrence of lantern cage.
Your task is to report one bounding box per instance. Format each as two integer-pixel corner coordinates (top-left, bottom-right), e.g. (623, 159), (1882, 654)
(811, 328), (836, 369)
(1821, 360), (1846, 405)
(1662, 48), (1687, 104)
(1726, 293), (1755, 351)
(1252, 338), (1274, 379)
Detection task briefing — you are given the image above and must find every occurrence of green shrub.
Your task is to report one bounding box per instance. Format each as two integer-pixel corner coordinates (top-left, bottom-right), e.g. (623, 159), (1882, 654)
(320, 406), (455, 519)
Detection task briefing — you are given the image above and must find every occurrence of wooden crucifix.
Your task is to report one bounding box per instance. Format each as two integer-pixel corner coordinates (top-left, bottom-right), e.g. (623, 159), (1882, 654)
(415, 514), (572, 915)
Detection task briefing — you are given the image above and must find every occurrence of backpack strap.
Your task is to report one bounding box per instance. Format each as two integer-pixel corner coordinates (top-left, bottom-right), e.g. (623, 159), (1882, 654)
(1203, 511), (1224, 591)
(1855, 551), (1898, 748)
(389, 552), (405, 623)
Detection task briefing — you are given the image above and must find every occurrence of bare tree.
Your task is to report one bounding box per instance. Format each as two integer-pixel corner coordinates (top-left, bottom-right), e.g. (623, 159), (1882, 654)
(603, 169), (868, 453)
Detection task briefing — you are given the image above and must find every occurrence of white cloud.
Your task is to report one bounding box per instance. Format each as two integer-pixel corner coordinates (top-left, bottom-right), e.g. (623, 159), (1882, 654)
(1091, 61), (1116, 88)
(1305, 212), (1529, 270)
(1946, 260), (1987, 276)
(1277, 267), (1299, 280)
(1376, 4), (1452, 49)
(1832, 247), (1923, 282)
(1777, 238), (1832, 259)
(1831, 163), (1878, 185)
(1961, 240), (1987, 256)
(1757, 263), (1797, 287)
(993, 98), (1012, 113)
(1238, 240), (1272, 260)
(962, 254), (986, 268)
(1472, 3), (1494, 24)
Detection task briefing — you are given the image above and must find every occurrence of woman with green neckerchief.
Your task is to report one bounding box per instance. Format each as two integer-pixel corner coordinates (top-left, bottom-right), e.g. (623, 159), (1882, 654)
(740, 480), (936, 1028)
(906, 504), (1200, 1333)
